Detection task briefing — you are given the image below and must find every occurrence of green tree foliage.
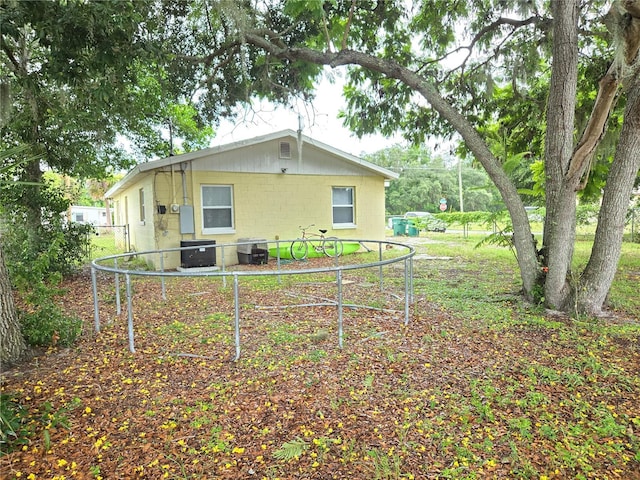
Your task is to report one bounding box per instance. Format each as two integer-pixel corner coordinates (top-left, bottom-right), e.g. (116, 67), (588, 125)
(1, 0), (154, 284)
(0, 147), (86, 361)
(0, 0), (214, 260)
(0, 0), (212, 163)
(2, 177), (93, 280)
(1, 0), (156, 173)
(366, 146), (501, 214)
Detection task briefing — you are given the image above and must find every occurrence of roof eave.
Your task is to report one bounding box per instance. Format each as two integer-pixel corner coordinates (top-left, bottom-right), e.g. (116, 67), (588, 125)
(104, 129), (398, 198)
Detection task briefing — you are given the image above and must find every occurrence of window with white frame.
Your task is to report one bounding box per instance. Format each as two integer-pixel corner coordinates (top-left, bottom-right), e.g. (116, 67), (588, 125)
(139, 188), (146, 223)
(202, 185), (234, 233)
(332, 186), (355, 226)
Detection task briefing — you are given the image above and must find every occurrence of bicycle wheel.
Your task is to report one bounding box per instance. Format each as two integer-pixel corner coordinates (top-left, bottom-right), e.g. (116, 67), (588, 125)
(290, 239), (308, 260)
(322, 237), (344, 257)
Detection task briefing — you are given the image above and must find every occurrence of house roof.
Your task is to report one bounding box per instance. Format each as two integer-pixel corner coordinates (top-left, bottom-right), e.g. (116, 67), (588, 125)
(105, 129), (398, 198)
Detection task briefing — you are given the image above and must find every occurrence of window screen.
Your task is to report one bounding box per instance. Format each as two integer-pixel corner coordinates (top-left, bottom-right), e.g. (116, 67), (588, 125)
(202, 185), (234, 231)
(139, 188), (146, 222)
(332, 187), (354, 225)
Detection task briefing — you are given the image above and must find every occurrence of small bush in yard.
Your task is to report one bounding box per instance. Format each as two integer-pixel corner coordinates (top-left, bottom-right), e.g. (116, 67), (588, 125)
(0, 394), (29, 455)
(20, 302), (82, 347)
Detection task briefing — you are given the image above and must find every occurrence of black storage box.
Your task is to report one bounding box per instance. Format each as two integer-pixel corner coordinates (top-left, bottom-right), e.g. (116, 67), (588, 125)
(180, 240), (216, 268)
(237, 238), (268, 265)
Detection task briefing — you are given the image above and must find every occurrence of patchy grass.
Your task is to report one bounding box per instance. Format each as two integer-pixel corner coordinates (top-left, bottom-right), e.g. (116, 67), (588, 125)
(1, 238), (639, 479)
(606, 241), (640, 314)
(89, 231), (122, 259)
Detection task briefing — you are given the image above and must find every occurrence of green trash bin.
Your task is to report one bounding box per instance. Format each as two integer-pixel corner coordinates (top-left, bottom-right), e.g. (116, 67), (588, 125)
(392, 218), (408, 236)
(408, 223), (420, 237)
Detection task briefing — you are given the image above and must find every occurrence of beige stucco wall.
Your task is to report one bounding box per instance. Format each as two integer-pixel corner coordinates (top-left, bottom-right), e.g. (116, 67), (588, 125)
(112, 173), (156, 257)
(111, 167), (387, 270)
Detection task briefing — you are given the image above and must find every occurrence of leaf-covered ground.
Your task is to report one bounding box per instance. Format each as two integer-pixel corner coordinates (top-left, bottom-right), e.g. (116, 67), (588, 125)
(2, 241), (640, 479)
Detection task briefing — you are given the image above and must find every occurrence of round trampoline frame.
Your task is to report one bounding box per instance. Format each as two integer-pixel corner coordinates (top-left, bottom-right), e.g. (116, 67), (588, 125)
(90, 238), (415, 360)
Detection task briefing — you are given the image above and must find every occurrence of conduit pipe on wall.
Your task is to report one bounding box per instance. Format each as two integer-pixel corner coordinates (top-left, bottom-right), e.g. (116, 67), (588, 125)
(297, 114), (303, 171)
(181, 162), (188, 206)
(171, 164), (177, 206)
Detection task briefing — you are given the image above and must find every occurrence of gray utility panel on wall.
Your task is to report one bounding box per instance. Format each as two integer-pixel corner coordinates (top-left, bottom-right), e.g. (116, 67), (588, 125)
(179, 205), (195, 234)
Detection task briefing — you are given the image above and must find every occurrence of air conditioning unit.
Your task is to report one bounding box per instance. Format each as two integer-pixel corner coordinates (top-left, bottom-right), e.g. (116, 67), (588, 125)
(180, 240), (216, 268)
(170, 204), (180, 213)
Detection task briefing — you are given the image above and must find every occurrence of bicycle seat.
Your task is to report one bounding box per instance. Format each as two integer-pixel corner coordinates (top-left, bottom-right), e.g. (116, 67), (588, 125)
(319, 229), (327, 234)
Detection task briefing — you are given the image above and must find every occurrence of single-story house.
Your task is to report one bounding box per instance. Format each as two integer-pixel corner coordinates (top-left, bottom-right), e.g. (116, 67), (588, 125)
(104, 129), (398, 269)
(68, 205), (110, 226)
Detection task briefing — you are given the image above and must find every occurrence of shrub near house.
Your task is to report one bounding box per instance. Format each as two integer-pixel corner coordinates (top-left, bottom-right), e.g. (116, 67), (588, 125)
(404, 211), (447, 232)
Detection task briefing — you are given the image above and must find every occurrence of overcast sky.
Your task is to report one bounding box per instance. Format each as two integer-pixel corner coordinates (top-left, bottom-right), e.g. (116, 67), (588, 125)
(213, 71), (404, 157)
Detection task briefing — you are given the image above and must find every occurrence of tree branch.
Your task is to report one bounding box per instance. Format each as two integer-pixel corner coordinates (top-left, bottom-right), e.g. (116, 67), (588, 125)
(242, 30), (527, 205)
(176, 40), (242, 66)
(566, 63), (619, 188)
(199, 46), (242, 87)
(421, 15), (545, 84)
(341, 0), (357, 51)
(1, 37), (21, 73)
(567, 0), (640, 189)
(321, 5), (332, 52)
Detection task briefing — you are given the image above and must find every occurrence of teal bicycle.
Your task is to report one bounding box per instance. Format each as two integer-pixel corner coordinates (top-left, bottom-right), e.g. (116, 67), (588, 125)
(290, 224), (344, 260)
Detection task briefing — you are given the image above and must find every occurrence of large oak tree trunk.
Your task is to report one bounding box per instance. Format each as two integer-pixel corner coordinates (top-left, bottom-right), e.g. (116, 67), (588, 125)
(542, 0), (579, 310)
(578, 75), (640, 315)
(0, 241), (27, 368)
(546, 0), (640, 314)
